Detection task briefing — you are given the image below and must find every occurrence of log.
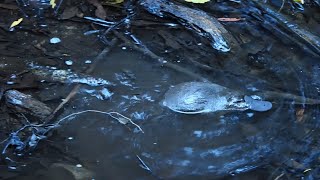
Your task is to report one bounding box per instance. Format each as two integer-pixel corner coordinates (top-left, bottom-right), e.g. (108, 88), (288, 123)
(250, 0), (320, 57)
(4, 90), (52, 119)
(140, 0), (238, 52)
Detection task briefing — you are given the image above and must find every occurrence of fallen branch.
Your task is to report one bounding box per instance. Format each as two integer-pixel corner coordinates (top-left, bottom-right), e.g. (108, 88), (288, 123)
(140, 0), (238, 52)
(250, 0), (320, 57)
(113, 31), (209, 82)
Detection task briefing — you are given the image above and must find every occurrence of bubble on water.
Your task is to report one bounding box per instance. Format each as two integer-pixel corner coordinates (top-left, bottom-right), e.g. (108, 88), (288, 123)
(65, 60), (73, 66)
(246, 113), (254, 117)
(8, 165), (17, 170)
(132, 111), (147, 120)
(142, 94), (154, 102)
(85, 60), (92, 64)
(0, 63), (8, 68)
(183, 147), (193, 155)
(50, 37), (61, 44)
(100, 88), (113, 99)
(247, 86), (258, 91)
(179, 160), (191, 166)
(193, 130), (202, 138)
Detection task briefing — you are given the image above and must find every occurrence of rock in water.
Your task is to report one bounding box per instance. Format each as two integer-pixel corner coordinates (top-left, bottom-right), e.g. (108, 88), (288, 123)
(163, 82), (272, 114)
(4, 90), (52, 119)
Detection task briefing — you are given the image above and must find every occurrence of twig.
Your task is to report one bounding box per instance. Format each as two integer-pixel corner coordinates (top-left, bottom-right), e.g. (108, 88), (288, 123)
(55, 110), (144, 133)
(54, 0), (64, 15)
(278, 0), (286, 12)
(136, 155), (152, 172)
(103, 14), (136, 36)
(274, 172), (284, 180)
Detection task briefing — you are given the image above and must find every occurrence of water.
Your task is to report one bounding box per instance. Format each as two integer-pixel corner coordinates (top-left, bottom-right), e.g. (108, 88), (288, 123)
(1, 2), (320, 179)
(22, 47), (318, 179)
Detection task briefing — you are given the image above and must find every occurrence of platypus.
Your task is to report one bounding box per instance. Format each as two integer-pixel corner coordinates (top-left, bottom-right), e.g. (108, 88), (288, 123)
(162, 81), (320, 114)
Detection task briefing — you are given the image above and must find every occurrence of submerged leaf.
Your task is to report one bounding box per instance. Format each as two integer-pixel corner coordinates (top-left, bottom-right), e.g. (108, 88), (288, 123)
(295, 108), (305, 122)
(10, 18), (23, 28)
(184, 0), (210, 3)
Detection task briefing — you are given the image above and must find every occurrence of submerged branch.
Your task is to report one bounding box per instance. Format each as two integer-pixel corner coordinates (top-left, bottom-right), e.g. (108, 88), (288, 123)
(250, 0), (320, 57)
(113, 31), (209, 82)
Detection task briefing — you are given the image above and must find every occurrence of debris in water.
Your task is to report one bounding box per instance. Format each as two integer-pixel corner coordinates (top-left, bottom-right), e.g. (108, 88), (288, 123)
(4, 90), (52, 119)
(82, 88), (113, 100)
(50, 37), (61, 44)
(68, 137), (74, 140)
(85, 60), (92, 64)
(55, 110), (144, 133)
(132, 111), (148, 120)
(140, 0), (237, 52)
(31, 65), (113, 86)
(184, 0), (210, 3)
(65, 60), (73, 66)
(100, 88), (113, 99)
(9, 18), (23, 29)
(295, 108), (305, 122)
(246, 113), (254, 117)
(193, 130), (203, 138)
(6, 81), (15, 85)
(136, 155), (152, 172)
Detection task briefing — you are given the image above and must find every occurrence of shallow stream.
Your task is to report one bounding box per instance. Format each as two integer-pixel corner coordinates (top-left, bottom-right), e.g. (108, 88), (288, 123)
(0, 1), (320, 179)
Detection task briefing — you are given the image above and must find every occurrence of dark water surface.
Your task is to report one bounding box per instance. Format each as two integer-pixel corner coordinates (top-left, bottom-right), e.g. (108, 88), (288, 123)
(1, 1), (320, 180)
(15, 47), (319, 179)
